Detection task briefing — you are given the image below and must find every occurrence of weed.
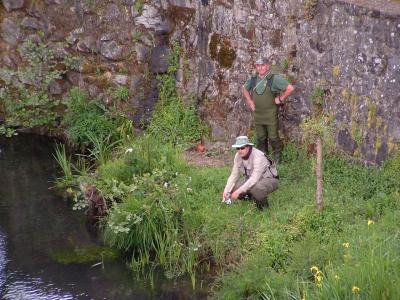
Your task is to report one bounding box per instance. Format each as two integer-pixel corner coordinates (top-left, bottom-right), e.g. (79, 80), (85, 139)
(281, 58), (291, 71)
(108, 85), (130, 102)
(147, 42), (207, 146)
(134, 0), (144, 14)
(62, 88), (118, 149)
(305, 0), (319, 20)
(53, 143), (74, 189)
(0, 37), (72, 132)
(0, 125), (17, 137)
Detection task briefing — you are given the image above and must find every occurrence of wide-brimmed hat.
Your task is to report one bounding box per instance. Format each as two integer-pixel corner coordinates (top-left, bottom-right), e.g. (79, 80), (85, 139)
(255, 57), (269, 65)
(232, 136), (254, 148)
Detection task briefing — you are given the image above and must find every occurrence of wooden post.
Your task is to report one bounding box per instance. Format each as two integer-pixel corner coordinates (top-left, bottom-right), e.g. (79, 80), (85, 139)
(316, 136), (323, 212)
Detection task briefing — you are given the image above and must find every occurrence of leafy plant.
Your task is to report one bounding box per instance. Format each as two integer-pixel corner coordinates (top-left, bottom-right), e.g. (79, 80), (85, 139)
(311, 85), (325, 105)
(0, 37), (71, 132)
(62, 88), (118, 149)
(108, 86), (130, 102)
(134, 0), (145, 14)
(281, 58), (291, 71)
(147, 42), (207, 146)
(0, 125), (17, 137)
(53, 143), (74, 188)
(85, 133), (121, 166)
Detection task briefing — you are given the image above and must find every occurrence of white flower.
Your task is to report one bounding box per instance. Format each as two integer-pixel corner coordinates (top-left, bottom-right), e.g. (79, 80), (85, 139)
(125, 148), (133, 153)
(163, 182), (169, 188)
(186, 187), (193, 193)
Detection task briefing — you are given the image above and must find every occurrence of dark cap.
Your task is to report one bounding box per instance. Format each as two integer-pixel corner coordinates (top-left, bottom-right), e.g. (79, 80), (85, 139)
(255, 57), (269, 65)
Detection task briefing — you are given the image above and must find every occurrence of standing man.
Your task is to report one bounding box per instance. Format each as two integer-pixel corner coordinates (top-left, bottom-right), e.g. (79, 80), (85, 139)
(243, 57), (295, 162)
(222, 136), (279, 209)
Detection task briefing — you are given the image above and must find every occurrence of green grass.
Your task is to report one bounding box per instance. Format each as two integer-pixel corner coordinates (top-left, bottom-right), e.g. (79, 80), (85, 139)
(53, 143), (74, 188)
(71, 136), (400, 299)
(65, 134), (400, 298)
(212, 150), (400, 299)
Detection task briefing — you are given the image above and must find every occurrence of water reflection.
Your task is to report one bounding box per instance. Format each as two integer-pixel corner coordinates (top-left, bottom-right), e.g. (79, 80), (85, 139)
(0, 134), (207, 299)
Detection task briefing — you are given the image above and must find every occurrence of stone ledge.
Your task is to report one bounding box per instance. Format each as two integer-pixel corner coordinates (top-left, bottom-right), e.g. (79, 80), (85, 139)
(341, 0), (400, 16)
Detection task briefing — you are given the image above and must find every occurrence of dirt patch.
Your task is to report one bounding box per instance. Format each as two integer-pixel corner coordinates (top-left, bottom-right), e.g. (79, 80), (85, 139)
(183, 147), (233, 168)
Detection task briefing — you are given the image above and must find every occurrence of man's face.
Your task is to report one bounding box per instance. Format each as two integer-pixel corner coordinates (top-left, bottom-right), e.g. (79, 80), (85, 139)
(236, 145), (250, 157)
(256, 63), (269, 76)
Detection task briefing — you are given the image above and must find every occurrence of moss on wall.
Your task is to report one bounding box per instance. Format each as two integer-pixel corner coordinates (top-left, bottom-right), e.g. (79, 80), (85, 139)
(166, 5), (195, 26)
(269, 29), (283, 48)
(209, 33), (236, 68)
(341, 88), (350, 100)
(388, 137), (398, 155)
(375, 135), (383, 157)
(367, 102), (377, 129)
(332, 65), (340, 77)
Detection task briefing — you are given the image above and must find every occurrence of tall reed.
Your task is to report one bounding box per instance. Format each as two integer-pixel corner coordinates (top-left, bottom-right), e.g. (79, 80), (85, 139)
(53, 143), (74, 188)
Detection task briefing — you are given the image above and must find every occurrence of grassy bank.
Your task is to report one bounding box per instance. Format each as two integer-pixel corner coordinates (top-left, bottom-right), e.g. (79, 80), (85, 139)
(213, 146), (400, 299)
(56, 135), (400, 299)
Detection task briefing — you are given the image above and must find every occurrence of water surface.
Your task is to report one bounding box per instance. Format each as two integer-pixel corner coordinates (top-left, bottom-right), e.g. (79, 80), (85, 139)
(0, 134), (207, 300)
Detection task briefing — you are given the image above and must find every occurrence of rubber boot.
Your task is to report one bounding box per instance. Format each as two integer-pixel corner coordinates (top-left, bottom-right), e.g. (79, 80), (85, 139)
(270, 139), (283, 163)
(255, 197), (269, 210)
(256, 137), (269, 154)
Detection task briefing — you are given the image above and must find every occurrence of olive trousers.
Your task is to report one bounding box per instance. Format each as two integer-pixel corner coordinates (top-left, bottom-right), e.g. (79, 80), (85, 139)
(233, 177), (279, 209)
(255, 123), (283, 162)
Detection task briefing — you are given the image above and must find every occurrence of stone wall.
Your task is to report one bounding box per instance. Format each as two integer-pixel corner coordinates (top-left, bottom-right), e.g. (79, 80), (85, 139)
(1, 0), (399, 164)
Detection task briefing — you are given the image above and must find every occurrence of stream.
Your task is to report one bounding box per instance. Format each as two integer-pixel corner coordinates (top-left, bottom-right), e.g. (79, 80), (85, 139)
(0, 134), (207, 300)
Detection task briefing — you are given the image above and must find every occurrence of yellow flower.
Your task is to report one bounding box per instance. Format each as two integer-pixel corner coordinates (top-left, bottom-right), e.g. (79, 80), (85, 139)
(368, 219), (375, 226)
(316, 274), (322, 283)
(310, 266), (319, 274)
(352, 286), (360, 294)
(342, 242), (350, 248)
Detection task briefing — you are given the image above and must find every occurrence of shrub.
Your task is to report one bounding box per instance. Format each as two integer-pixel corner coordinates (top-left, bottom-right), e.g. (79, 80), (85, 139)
(147, 43), (207, 146)
(62, 88), (118, 148)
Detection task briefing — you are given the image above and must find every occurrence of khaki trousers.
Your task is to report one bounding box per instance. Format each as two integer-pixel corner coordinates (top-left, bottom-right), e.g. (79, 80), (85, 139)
(233, 176), (279, 207)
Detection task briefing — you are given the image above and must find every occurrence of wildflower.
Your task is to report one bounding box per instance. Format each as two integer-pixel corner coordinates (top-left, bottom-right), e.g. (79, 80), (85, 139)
(352, 286), (360, 294)
(342, 242), (350, 248)
(186, 187), (193, 193)
(125, 148), (133, 153)
(368, 219), (375, 226)
(310, 266), (323, 287)
(163, 182), (169, 188)
(315, 273), (322, 286)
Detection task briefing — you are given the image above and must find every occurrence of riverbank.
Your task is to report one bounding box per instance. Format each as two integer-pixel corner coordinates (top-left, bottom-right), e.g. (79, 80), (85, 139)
(0, 134), (209, 299)
(54, 133), (400, 299)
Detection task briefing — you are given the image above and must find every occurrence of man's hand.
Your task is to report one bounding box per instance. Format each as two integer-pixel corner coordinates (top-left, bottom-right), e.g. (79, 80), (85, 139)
(243, 87), (256, 112)
(231, 190), (240, 200)
(275, 84), (295, 105)
(248, 100), (256, 112)
(222, 191), (230, 202)
(274, 96), (283, 105)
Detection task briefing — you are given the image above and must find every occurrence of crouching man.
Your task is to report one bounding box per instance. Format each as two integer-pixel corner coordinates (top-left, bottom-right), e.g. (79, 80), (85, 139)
(222, 136), (279, 209)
